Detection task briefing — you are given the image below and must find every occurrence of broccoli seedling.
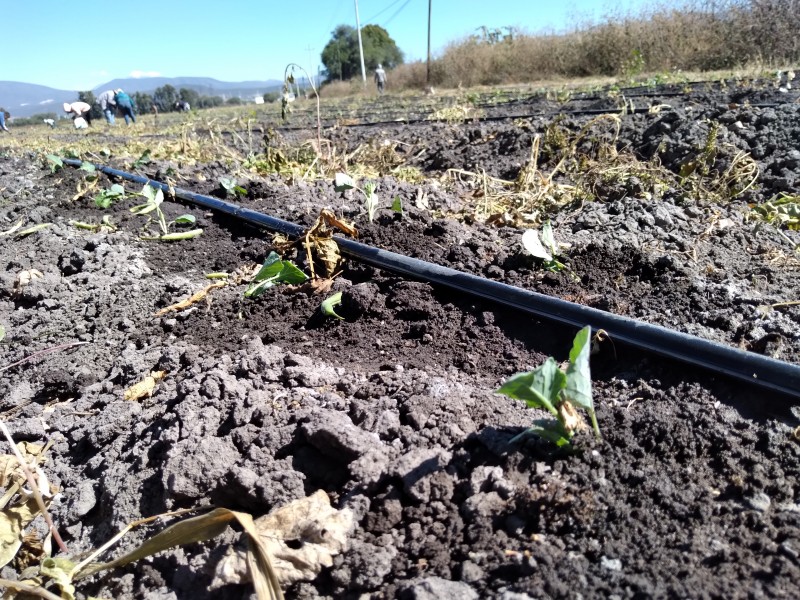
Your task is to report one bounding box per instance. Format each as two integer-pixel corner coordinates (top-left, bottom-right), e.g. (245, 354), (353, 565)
(497, 326), (600, 448)
(131, 184), (202, 241)
(245, 252), (308, 298)
(334, 173), (380, 223)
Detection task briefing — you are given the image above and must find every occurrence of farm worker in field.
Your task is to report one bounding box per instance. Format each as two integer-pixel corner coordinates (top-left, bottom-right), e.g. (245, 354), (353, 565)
(114, 89), (136, 125)
(63, 101), (92, 128)
(0, 109), (9, 132)
(96, 89), (117, 124)
(374, 64), (386, 95)
(43, 118), (55, 128)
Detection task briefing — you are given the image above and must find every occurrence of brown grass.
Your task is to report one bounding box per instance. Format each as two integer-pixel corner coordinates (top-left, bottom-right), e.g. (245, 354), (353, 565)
(385, 0), (800, 90)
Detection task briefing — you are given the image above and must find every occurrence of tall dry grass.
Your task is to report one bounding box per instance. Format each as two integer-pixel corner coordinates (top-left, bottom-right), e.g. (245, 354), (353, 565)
(385, 0), (799, 90)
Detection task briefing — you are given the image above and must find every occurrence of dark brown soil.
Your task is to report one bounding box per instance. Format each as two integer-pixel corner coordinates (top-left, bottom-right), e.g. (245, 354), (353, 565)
(1, 80), (799, 600)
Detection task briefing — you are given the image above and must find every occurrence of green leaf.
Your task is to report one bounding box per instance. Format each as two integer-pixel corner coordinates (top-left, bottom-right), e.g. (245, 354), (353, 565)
(565, 326), (600, 437)
(245, 252), (308, 298)
(133, 149), (152, 169)
(0, 324), (5, 342)
(219, 177), (236, 191)
(173, 214), (196, 225)
(334, 173), (356, 192)
(141, 184), (162, 206)
(251, 251), (284, 283)
(511, 420), (573, 447)
(79, 161), (96, 172)
(497, 358), (565, 416)
(94, 184), (125, 209)
(391, 196), (403, 214)
(321, 292), (344, 320)
(46, 154), (63, 173)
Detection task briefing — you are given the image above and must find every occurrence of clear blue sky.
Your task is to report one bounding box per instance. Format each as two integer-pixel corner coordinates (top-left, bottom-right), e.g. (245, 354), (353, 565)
(3, 0), (653, 90)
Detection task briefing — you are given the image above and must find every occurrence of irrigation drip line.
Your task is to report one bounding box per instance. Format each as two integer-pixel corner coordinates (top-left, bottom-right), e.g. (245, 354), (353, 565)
(63, 158), (800, 402)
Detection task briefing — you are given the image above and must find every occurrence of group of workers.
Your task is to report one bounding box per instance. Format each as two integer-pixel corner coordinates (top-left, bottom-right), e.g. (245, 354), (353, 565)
(1, 64), (389, 133)
(63, 89), (136, 129)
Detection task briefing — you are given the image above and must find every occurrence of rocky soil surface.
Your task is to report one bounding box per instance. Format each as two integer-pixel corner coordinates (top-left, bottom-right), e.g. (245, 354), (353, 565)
(0, 79), (799, 599)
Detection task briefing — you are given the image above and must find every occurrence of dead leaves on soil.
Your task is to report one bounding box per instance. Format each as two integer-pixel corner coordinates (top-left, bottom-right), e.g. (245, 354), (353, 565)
(1, 490), (352, 600)
(213, 490), (353, 588)
(123, 371), (167, 401)
(0, 442), (54, 571)
(274, 208), (356, 280)
(153, 281), (227, 317)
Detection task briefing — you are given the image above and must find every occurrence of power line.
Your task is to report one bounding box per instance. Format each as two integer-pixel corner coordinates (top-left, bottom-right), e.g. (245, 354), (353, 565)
(383, 0), (413, 27)
(365, 0), (405, 22)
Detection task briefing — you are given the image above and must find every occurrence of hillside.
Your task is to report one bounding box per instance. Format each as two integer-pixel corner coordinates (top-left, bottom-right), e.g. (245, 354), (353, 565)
(0, 76), (283, 118)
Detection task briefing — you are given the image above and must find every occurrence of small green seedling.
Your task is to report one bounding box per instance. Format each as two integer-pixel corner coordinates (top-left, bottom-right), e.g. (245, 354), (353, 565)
(750, 193), (800, 230)
(46, 155), (63, 173)
(245, 251), (308, 298)
(219, 177), (247, 198)
(334, 173), (380, 223)
(130, 184), (203, 242)
(0, 324), (5, 342)
(133, 149), (152, 169)
(94, 184), (126, 209)
(391, 196), (403, 216)
(321, 292), (344, 320)
(522, 221), (566, 272)
(78, 161), (97, 177)
(497, 326), (600, 448)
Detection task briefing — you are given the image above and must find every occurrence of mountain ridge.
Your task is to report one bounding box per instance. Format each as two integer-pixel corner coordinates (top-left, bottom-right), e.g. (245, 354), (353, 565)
(1, 76), (283, 118)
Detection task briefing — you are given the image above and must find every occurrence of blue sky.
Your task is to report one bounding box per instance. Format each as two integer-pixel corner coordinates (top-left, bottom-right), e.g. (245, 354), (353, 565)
(3, 0), (652, 90)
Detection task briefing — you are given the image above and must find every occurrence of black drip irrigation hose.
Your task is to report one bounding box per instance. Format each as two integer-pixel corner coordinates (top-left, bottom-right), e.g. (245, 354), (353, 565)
(63, 158), (800, 402)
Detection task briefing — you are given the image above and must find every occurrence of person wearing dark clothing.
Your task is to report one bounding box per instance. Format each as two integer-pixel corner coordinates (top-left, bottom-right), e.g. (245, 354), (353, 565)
(114, 89), (136, 125)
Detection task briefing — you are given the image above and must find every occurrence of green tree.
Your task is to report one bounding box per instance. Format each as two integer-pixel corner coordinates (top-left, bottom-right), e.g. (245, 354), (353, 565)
(197, 95), (223, 108)
(362, 24), (403, 71)
(178, 87), (201, 108)
(153, 85), (178, 112)
(321, 24), (403, 82)
(132, 92), (154, 113)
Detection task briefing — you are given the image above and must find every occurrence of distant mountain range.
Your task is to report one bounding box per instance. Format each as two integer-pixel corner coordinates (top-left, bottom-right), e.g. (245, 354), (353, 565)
(0, 77), (284, 118)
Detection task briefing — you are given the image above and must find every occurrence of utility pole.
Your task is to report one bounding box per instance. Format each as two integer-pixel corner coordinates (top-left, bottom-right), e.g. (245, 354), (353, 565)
(426, 0), (432, 85)
(354, 0), (367, 85)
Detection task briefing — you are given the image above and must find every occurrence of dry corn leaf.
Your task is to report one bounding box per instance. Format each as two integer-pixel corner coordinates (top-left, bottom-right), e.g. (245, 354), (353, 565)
(213, 490), (353, 587)
(302, 209), (357, 279)
(284, 278), (334, 295)
(0, 221), (24, 237)
(123, 371), (167, 401)
(154, 281), (226, 317)
(0, 495), (43, 569)
(74, 508), (282, 600)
